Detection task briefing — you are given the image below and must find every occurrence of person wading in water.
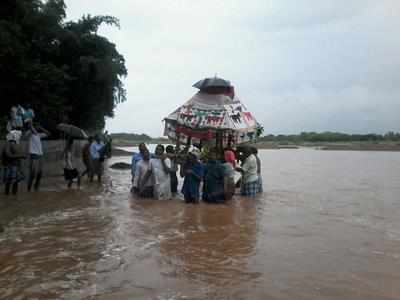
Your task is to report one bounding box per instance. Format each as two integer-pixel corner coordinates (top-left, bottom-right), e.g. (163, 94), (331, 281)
(63, 138), (81, 188)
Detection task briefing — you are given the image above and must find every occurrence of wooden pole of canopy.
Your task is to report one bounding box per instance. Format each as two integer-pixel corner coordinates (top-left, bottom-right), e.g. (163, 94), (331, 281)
(175, 132), (181, 153)
(228, 132), (233, 148)
(215, 130), (219, 150)
(215, 130), (224, 160)
(186, 136), (192, 150)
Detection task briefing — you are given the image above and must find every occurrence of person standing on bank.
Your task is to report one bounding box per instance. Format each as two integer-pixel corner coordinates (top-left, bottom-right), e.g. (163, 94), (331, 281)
(81, 136), (93, 179)
(25, 121), (50, 191)
(89, 135), (105, 183)
(236, 147), (259, 197)
(2, 131), (25, 195)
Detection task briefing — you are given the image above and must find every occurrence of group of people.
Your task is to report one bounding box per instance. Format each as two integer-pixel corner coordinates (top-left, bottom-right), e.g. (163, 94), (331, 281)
(1, 103), (115, 194)
(63, 133), (113, 188)
(2, 103), (262, 200)
(131, 143), (263, 203)
(1, 104), (50, 195)
(6, 104), (35, 132)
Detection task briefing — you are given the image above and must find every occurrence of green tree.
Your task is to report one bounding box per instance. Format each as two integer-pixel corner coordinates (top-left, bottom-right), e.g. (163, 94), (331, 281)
(0, 0), (127, 134)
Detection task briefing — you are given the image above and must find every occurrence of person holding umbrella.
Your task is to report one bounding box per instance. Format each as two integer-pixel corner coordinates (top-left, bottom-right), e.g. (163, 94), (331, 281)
(63, 137), (81, 188)
(56, 123), (90, 181)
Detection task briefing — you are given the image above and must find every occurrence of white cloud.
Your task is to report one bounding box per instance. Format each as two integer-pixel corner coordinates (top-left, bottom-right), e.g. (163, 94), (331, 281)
(65, 0), (400, 136)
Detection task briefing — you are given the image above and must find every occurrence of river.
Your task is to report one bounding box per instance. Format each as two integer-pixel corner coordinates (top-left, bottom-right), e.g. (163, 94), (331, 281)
(0, 149), (399, 299)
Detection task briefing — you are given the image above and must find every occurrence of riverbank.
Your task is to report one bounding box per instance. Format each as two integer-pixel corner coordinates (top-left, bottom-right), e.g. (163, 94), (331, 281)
(111, 148), (134, 156)
(112, 138), (171, 147)
(255, 141), (400, 151)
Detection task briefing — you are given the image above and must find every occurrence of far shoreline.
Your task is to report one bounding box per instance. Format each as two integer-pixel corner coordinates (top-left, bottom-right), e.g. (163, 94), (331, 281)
(254, 142), (400, 152)
(111, 141), (400, 152)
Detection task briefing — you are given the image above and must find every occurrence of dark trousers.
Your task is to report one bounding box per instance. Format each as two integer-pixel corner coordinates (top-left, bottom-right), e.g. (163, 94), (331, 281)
(28, 155), (42, 191)
(170, 172), (178, 193)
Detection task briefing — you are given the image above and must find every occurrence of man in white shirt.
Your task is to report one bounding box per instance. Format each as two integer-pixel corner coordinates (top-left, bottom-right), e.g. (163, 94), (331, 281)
(141, 144), (172, 200)
(25, 121), (50, 191)
(236, 147), (260, 197)
(133, 149), (153, 197)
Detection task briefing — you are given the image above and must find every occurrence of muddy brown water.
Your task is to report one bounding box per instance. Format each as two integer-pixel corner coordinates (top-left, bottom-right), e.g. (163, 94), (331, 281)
(0, 149), (400, 300)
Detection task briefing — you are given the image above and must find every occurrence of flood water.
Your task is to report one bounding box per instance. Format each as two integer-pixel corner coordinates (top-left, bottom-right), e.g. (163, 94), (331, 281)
(1, 149), (400, 300)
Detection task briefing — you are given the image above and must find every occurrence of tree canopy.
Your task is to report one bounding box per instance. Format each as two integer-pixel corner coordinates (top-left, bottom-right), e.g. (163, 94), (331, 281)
(0, 0), (127, 133)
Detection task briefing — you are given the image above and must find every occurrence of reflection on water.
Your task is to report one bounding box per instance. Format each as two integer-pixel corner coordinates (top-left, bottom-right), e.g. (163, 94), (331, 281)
(159, 201), (259, 286)
(0, 149), (400, 299)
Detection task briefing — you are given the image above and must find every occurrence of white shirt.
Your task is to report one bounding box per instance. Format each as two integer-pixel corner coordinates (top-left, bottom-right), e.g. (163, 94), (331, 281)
(150, 158), (171, 200)
(133, 159), (152, 188)
(29, 133), (47, 156)
(241, 154), (258, 183)
(65, 151), (73, 169)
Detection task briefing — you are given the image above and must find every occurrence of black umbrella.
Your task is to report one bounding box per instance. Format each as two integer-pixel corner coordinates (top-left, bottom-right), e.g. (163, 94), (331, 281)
(57, 123), (88, 139)
(193, 77), (231, 89)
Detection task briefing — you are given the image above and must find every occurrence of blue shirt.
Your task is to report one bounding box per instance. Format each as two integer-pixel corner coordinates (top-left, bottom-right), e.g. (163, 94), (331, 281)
(131, 152), (143, 177)
(202, 160), (225, 202)
(181, 161), (204, 199)
(90, 142), (104, 159)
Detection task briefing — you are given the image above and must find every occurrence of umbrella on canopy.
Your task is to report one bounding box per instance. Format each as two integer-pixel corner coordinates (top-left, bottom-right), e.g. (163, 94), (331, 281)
(57, 123), (88, 139)
(164, 91), (259, 145)
(193, 77), (231, 89)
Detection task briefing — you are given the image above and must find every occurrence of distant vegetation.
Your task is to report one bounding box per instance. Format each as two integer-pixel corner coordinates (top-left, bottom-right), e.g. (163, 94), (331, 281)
(111, 133), (153, 141)
(259, 131), (400, 144)
(110, 133), (170, 146)
(0, 0), (127, 133)
(110, 131), (400, 147)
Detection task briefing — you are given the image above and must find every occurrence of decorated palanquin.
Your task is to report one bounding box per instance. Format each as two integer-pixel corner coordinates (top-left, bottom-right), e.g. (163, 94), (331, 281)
(164, 80), (260, 148)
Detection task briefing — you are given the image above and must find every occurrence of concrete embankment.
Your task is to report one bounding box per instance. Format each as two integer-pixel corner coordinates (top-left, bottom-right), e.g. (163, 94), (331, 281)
(0, 140), (86, 178)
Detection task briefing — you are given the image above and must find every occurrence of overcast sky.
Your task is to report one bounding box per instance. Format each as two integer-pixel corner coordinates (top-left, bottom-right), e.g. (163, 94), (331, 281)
(65, 0), (400, 136)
